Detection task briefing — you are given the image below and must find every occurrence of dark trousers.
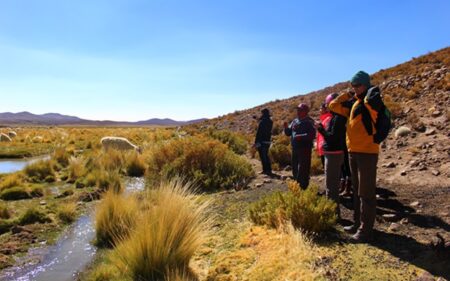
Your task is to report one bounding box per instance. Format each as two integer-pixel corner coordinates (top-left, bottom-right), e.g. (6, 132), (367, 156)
(292, 147), (312, 189)
(349, 152), (378, 233)
(257, 144), (272, 174)
(341, 149), (351, 180)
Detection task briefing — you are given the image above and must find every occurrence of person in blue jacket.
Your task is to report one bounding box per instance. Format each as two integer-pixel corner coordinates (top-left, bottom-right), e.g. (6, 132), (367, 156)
(284, 103), (316, 189)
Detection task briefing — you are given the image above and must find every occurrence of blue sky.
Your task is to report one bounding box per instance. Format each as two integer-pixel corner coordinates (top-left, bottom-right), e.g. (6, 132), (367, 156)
(1, 0), (449, 121)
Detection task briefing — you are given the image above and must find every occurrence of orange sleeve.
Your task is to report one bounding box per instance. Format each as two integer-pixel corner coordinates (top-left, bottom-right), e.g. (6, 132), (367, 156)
(329, 92), (352, 118)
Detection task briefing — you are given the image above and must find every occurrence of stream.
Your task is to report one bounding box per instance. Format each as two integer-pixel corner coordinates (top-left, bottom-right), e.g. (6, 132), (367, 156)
(0, 177), (145, 281)
(0, 155), (51, 174)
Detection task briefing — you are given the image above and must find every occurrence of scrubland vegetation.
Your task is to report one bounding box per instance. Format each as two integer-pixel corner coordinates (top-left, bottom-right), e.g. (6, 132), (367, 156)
(1, 47), (448, 280)
(249, 181), (336, 233)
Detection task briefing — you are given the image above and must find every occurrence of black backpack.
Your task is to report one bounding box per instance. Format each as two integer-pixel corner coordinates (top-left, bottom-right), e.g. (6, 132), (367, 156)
(363, 87), (392, 144)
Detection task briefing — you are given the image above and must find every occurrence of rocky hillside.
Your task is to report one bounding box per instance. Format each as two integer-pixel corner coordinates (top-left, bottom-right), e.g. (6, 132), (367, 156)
(193, 47), (450, 188)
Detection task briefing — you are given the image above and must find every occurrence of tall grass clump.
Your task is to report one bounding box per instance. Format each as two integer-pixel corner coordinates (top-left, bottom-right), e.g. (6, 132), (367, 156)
(53, 146), (71, 167)
(24, 160), (55, 183)
(95, 191), (139, 248)
(96, 169), (123, 193)
(249, 181), (336, 233)
(0, 173), (24, 191)
(112, 179), (210, 281)
(18, 207), (52, 225)
(57, 202), (77, 224)
(205, 128), (248, 155)
(125, 151), (146, 177)
(0, 186), (31, 200)
(96, 149), (125, 172)
(146, 136), (254, 190)
(67, 156), (87, 183)
(0, 203), (11, 219)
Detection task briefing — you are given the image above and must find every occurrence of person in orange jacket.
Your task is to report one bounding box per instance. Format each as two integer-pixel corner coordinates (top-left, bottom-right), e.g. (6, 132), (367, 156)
(329, 71), (380, 243)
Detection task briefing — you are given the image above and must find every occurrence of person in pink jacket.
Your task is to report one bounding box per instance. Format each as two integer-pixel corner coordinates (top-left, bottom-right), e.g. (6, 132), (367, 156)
(317, 102), (332, 168)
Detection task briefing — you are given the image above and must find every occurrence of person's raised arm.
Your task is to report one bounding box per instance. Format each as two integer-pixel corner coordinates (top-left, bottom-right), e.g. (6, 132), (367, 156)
(329, 92), (352, 118)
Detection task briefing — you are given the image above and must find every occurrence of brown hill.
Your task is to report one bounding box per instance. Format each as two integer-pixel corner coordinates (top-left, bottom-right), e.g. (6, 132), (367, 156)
(193, 46), (450, 188)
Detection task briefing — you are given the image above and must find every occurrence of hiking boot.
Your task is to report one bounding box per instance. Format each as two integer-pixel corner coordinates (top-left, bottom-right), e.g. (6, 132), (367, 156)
(343, 224), (359, 233)
(350, 230), (373, 243)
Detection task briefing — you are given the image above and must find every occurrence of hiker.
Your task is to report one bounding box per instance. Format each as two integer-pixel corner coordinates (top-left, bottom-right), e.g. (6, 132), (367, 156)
(329, 71), (383, 242)
(316, 102), (330, 168)
(254, 108), (273, 176)
(316, 93), (347, 217)
(284, 103), (316, 189)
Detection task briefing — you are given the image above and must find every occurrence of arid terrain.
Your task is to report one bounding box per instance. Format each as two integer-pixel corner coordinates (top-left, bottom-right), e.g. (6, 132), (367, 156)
(0, 47), (449, 281)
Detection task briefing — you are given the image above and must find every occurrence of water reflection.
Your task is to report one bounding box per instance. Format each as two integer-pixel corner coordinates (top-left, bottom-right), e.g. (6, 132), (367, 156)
(0, 155), (50, 174)
(0, 177), (146, 281)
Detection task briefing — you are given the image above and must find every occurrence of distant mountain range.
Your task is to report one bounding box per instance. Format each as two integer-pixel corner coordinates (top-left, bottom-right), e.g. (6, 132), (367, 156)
(0, 111), (207, 126)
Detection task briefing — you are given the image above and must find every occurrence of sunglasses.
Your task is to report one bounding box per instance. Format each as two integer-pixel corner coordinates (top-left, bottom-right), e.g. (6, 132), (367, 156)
(351, 83), (362, 88)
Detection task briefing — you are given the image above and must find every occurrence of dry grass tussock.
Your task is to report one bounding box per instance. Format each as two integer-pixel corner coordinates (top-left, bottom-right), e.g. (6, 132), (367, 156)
(207, 225), (322, 281)
(0, 203), (11, 219)
(125, 151), (147, 177)
(0, 173), (24, 191)
(67, 156), (87, 182)
(95, 191), (139, 248)
(111, 179), (211, 281)
(52, 146), (71, 167)
(57, 202), (78, 224)
(24, 159), (55, 183)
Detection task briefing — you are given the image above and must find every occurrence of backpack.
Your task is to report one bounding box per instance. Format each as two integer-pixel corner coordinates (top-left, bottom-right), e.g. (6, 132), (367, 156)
(363, 87), (392, 144)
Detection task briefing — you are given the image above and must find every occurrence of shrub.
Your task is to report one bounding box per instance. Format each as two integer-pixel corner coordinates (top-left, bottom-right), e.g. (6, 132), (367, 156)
(269, 136), (291, 169)
(146, 136), (254, 190)
(206, 129), (248, 155)
(125, 152), (146, 177)
(0, 186), (31, 200)
(249, 181), (336, 233)
(68, 156), (86, 183)
(57, 202), (77, 224)
(310, 150), (324, 175)
(95, 191), (139, 248)
(24, 160), (55, 183)
(383, 95), (402, 118)
(0, 173), (24, 191)
(112, 179), (210, 281)
(18, 207), (51, 225)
